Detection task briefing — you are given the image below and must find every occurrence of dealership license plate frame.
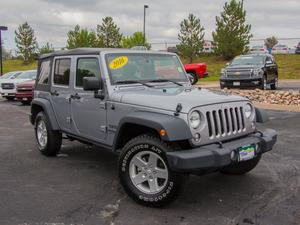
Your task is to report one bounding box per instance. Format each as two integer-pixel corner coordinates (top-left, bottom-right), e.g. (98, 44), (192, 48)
(238, 144), (256, 161)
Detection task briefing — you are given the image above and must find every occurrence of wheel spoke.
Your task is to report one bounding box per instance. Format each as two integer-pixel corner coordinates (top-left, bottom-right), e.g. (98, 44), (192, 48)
(132, 156), (147, 169)
(148, 178), (159, 192)
(132, 173), (147, 185)
(155, 168), (168, 179)
(148, 153), (158, 167)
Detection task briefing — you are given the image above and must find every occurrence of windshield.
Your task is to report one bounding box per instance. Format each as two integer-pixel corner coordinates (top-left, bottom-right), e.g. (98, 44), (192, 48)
(0, 72), (21, 79)
(231, 56), (264, 66)
(17, 71), (37, 79)
(105, 53), (188, 85)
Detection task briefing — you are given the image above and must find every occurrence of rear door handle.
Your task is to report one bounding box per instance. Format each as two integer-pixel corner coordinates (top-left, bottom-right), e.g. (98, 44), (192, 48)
(50, 90), (59, 96)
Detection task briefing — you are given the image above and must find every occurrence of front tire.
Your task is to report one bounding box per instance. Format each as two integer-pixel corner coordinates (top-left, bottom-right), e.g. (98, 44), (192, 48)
(260, 75), (267, 90)
(220, 155), (261, 175)
(270, 77), (278, 90)
(5, 96), (15, 101)
(34, 112), (62, 156)
(118, 134), (186, 207)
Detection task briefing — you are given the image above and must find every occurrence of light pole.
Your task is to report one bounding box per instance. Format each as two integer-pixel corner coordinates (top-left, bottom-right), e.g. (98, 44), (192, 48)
(143, 5), (149, 45)
(0, 26), (8, 75)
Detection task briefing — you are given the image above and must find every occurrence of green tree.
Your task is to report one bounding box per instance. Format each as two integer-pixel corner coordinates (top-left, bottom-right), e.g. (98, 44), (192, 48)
(15, 22), (38, 63)
(176, 14), (205, 63)
(122, 32), (151, 49)
(264, 36), (278, 49)
(39, 42), (54, 55)
(66, 25), (97, 49)
(97, 16), (122, 48)
(212, 0), (252, 59)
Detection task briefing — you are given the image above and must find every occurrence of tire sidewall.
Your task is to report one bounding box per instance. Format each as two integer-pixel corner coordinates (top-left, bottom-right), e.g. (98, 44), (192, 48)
(119, 137), (180, 206)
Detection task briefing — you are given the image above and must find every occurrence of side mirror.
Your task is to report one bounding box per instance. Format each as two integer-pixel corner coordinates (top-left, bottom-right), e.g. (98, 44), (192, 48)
(83, 77), (105, 99)
(83, 77), (101, 91)
(187, 73), (197, 85)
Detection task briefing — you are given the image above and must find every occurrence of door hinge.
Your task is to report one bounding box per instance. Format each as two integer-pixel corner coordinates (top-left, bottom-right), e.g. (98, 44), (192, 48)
(66, 117), (72, 124)
(100, 125), (107, 133)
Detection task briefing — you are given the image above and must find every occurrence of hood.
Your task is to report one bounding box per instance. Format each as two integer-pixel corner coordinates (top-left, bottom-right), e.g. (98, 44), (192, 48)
(17, 80), (35, 87)
(110, 86), (246, 113)
(226, 65), (261, 70)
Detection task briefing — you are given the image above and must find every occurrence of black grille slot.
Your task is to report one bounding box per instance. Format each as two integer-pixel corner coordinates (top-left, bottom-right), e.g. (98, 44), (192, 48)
(206, 112), (212, 137)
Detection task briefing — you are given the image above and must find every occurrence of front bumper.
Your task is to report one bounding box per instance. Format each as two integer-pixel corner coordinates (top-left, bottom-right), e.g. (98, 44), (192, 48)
(220, 77), (262, 87)
(15, 92), (33, 100)
(166, 129), (277, 173)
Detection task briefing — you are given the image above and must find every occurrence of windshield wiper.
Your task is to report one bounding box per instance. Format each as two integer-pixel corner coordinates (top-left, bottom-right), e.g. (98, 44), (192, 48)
(114, 80), (154, 87)
(147, 79), (183, 86)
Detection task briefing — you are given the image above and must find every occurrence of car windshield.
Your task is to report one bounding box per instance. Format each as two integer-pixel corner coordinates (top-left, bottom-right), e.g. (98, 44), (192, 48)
(105, 53), (188, 85)
(0, 72), (14, 79)
(17, 71), (37, 79)
(231, 56), (264, 66)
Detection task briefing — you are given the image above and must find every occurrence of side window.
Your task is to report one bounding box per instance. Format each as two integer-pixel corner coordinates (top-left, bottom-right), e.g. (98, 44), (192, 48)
(76, 58), (101, 87)
(38, 60), (51, 84)
(53, 58), (71, 86)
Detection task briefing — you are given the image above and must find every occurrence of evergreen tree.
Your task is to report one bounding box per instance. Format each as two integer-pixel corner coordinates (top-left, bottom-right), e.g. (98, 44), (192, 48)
(66, 25), (97, 49)
(177, 14), (205, 63)
(212, 0), (252, 59)
(15, 22), (38, 62)
(39, 42), (54, 55)
(97, 17), (122, 48)
(122, 32), (151, 49)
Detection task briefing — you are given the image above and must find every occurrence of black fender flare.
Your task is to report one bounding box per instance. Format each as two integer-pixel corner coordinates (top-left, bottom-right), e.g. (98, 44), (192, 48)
(255, 107), (269, 123)
(112, 111), (193, 150)
(31, 98), (60, 130)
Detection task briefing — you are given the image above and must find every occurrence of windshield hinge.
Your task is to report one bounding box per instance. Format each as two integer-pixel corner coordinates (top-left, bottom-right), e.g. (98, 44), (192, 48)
(174, 103), (182, 116)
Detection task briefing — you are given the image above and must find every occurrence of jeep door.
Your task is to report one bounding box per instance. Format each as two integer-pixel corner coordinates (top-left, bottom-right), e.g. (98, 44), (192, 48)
(70, 56), (107, 142)
(50, 57), (72, 132)
(265, 55), (276, 83)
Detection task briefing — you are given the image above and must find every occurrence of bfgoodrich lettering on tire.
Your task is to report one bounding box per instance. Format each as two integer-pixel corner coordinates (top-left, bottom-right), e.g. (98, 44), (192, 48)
(34, 112), (62, 156)
(118, 134), (186, 207)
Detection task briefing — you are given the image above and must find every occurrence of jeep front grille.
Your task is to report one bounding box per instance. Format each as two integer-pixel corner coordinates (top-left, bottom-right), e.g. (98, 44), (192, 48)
(189, 102), (255, 146)
(206, 106), (245, 138)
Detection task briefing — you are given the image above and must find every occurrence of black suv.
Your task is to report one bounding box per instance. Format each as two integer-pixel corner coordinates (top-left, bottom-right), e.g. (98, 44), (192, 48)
(220, 54), (278, 90)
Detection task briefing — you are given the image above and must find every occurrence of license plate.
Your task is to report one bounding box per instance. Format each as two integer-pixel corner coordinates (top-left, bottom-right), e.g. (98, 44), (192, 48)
(239, 144), (256, 161)
(23, 98), (28, 101)
(3, 93), (8, 96)
(233, 81), (240, 86)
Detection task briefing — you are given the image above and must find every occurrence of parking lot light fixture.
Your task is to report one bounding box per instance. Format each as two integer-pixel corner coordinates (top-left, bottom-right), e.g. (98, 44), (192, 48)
(0, 26), (8, 75)
(143, 5), (149, 45)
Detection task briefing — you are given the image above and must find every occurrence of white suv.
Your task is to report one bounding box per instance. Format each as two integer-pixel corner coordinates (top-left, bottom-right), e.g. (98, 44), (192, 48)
(1, 70), (36, 100)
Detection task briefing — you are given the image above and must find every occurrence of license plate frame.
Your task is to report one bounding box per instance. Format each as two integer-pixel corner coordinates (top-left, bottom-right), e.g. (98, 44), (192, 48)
(233, 81), (240, 86)
(238, 144), (256, 161)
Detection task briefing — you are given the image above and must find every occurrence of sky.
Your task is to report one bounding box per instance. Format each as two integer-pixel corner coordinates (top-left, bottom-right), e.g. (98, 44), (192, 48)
(1, 0), (300, 52)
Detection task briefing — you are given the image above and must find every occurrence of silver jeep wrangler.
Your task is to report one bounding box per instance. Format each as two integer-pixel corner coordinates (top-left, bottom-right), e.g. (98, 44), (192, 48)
(30, 48), (277, 207)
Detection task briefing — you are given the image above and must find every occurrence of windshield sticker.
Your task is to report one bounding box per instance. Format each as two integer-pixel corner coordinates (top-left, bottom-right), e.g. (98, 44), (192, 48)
(109, 56), (128, 70)
(177, 67), (183, 73)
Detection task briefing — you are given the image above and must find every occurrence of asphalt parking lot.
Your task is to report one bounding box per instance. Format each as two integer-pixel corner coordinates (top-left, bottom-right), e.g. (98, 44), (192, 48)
(0, 99), (300, 225)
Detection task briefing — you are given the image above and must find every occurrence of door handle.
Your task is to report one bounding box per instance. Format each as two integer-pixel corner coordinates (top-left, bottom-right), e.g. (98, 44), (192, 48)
(71, 93), (81, 100)
(50, 90), (59, 96)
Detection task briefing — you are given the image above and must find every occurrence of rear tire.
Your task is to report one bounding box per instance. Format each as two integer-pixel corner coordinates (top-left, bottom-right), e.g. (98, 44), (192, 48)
(34, 112), (62, 156)
(220, 155), (261, 175)
(118, 134), (186, 207)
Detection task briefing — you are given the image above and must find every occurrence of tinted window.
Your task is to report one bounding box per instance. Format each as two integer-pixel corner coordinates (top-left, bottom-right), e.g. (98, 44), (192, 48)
(76, 58), (101, 87)
(38, 60), (51, 84)
(54, 58), (71, 86)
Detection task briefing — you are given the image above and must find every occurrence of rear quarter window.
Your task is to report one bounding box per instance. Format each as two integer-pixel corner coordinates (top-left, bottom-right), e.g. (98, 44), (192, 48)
(38, 60), (51, 85)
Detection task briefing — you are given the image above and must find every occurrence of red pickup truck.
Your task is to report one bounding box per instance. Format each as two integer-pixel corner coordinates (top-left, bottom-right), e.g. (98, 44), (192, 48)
(15, 80), (35, 104)
(184, 63), (208, 84)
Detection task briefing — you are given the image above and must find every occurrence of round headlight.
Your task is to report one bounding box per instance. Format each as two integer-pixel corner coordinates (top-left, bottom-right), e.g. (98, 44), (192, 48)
(244, 103), (253, 119)
(189, 111), (201, 129)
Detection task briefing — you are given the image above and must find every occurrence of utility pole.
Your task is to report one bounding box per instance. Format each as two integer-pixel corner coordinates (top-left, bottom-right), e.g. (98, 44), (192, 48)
(143, 5), (149, 44)
(0, 26), (8, 75)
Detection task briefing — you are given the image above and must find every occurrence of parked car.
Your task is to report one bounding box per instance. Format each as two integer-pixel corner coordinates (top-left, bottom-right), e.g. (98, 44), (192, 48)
(272, 44), (289, 54)
(220, 54), (278, 90)
(15, 79), (35, 104)
(250, 45), (268, 54)
(30, 48), (277, 207)
(0, 70), (37, 100)
(295, 42), (300, 54)
(184, 63), (208, 84)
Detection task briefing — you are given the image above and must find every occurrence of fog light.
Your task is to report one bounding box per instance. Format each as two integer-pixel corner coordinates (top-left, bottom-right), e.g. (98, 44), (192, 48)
(194, 133), (201, 142)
